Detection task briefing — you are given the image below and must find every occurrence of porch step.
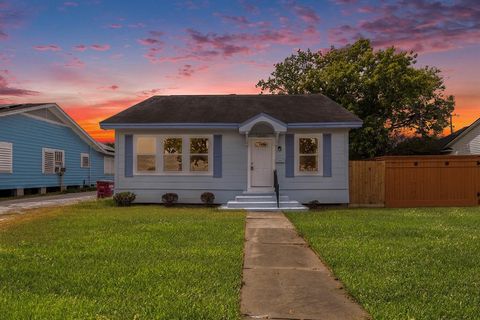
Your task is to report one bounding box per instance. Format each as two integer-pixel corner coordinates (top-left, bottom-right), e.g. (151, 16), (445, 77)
(235, 195), (289, 202)
(221, 193), (308, 211)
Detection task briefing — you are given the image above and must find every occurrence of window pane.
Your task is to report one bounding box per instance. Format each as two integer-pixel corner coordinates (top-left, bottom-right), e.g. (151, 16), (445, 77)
(164, 138), (182, 154)
(299, 155), (318, 172)
(190, 138), (209, 154)
(137, 155), (156, 171)
(164, 155), (182, 171)
(137, 137), (156, 154)
(299, 138), (318, 154)
(190, 155), (208, 171)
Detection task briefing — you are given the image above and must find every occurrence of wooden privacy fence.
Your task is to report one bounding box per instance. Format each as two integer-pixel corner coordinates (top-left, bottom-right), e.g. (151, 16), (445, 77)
(349, 156), (480, 207)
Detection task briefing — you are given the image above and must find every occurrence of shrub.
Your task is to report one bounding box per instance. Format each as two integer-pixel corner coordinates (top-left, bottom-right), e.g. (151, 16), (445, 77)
(306, 200), (322, 210)
(200, 192), (215, 205)
(162, 193), (178, 206)
(113, 192), (136, 207)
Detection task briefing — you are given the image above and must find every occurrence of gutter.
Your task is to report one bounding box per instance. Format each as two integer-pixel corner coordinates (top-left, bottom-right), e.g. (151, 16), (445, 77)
(99, 121), (363, 130)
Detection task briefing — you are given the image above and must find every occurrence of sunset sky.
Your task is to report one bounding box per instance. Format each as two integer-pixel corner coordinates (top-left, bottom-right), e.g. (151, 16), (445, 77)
(0, 0), (479, 142)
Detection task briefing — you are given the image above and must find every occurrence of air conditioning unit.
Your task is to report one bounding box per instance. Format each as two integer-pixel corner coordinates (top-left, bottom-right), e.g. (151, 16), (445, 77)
(55, 166), (66, 175)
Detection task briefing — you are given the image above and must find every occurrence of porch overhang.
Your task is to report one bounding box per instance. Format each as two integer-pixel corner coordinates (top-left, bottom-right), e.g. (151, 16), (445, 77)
(238, 113), (287, 135)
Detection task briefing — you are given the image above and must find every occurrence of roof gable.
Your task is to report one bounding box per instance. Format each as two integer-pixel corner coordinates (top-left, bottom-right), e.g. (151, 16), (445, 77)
(441, 118), (480, 151)
(0, 103), (113, 155)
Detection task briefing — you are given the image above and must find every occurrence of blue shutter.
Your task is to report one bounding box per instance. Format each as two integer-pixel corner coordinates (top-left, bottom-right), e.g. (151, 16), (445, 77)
(125, 134), (133, 177)
(285, 134), (294, 178)
(213, 135), (222, 178)
(323, 133), (332, 177)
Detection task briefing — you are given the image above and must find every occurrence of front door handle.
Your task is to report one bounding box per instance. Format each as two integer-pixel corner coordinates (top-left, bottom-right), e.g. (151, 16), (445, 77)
(250, 162), (254, 171)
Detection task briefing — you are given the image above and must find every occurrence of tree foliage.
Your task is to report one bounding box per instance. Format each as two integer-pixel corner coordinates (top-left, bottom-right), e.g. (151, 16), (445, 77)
(257, 39), (455, 159)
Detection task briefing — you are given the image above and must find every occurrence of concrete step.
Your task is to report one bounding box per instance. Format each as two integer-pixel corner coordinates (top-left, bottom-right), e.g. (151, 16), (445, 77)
(225, 201), (307, 209)
(221, 206), (308, 211)
(235, 195), (289, 202)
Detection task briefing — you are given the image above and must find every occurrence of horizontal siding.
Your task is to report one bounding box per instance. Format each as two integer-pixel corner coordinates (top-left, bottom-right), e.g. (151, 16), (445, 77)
(115, 128), (350, 204)
(450, 125), (480, 155)
(0, 114), (113, 189)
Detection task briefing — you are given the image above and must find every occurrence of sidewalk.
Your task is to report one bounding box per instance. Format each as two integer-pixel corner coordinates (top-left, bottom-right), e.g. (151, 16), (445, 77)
(0, 192), (96, 216)
(241, 211), (369, 320)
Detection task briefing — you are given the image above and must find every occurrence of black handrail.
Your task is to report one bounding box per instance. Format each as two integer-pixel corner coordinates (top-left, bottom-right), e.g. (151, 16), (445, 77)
(273, 169), (279, 208)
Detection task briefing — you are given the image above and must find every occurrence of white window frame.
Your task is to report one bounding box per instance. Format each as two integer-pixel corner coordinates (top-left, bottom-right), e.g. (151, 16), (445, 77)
(0, 141), (13, 174)
(294, 134), (323, 176)
(42, 148), (65, 175)
(104, 156), (114, 175)
(134, 135), (157, 173)
(80, 153), (90, 168)
(133, 134), (213, 176)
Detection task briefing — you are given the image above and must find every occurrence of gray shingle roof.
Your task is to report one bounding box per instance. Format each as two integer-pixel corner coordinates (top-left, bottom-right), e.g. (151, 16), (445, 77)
(0, 103), (50, 115)
(100, 94), (362, 125)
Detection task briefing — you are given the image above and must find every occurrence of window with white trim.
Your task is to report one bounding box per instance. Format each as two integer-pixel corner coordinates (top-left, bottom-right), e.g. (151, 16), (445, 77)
(43, 148), (65, 174)
(295, 134), (322, 175)
(134, 135), (212, 175)
(104, 156), (114, 175)
(163, 137), (182, 172)
(136, 136), (156, 172)
(190, 137), (209, 172)
(80, 153), (90, 168)
(0, 142), (13, 173)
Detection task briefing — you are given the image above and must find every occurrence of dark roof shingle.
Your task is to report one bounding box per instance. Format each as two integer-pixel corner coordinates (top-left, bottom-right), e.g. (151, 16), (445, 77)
(101, 94), (362, 125)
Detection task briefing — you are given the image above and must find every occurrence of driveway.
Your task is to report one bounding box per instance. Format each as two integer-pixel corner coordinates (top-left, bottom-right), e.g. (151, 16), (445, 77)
(241, 211), (369, 320)
(0, 192), (96, 216)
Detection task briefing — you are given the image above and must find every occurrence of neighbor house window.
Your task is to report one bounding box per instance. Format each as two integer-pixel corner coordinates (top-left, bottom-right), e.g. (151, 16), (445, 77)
(190, 137), (209, 172)
(136, 137), (156, 172)
(295, 135), (322, 175)
(163, 137), (182, 172)
(43, 148), (65, 174)
(0, 141), (13, 173)
(104, 156), (114, 175)
(80, 153), (90, 168)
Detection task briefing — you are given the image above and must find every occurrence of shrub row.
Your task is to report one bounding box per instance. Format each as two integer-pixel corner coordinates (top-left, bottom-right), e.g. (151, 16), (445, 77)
(113, 192), (215, 207)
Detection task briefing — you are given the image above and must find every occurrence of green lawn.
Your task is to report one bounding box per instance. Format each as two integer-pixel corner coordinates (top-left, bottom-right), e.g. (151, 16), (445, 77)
(287, 208), (480, 320)
(0, 201), (245, 319)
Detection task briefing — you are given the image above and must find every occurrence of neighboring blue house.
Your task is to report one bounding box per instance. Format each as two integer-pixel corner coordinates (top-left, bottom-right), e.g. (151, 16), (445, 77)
(100, 95), (362, 210)
(0, 103), (114, 196)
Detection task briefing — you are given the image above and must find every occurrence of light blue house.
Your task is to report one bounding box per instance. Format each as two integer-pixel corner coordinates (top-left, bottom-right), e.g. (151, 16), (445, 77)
(0, 103), (114, 196)
(100, 95), (362, 210)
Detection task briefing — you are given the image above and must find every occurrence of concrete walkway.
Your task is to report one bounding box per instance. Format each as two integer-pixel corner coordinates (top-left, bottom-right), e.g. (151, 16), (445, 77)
(241, 211), (369, 320)
(0, 192), (96, 216)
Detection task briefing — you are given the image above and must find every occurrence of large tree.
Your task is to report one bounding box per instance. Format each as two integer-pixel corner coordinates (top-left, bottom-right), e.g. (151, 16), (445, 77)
(257, 39), (455, 159)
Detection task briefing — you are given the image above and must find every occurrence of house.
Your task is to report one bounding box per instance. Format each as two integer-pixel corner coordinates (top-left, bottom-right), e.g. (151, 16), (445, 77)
(439, 118), (480, 154)
(0, 103), (114, 197)
(100, 94), (362, 209)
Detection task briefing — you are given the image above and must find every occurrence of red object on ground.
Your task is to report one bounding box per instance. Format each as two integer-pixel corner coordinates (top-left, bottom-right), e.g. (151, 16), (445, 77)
(97, 180), (114, 198)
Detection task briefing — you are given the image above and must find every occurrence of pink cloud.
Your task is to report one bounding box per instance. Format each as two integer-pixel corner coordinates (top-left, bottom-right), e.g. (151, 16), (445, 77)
(0, 71), (39, 96)
(64, 56), (85, 68)
(98, 84), (119, 91)
(90, 44), (110, 51)
(34, 45), (62, 51)
(137, 88), (163, 97)
(73, 44), (88, 51)
(108, 23), (122, 29)
(138, 38), (162, 46)
(149, 30), (164, 37)
(177, 64), (208, 77)
(292, 3), (320, 24)
(63, 2), (78, 7)
(329, 0), (480, 53)
(216, 14), (271, 28)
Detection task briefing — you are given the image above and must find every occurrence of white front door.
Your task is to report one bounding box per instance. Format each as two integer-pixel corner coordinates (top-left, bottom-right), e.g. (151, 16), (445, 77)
(250, 138), (274, 188)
